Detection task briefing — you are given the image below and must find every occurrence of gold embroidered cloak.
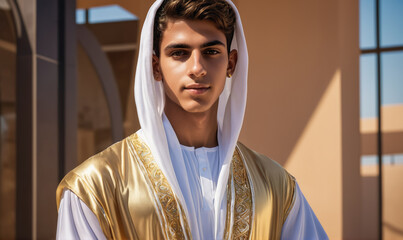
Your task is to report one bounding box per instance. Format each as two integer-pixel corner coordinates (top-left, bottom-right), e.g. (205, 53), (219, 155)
(56, 133), (295, 239)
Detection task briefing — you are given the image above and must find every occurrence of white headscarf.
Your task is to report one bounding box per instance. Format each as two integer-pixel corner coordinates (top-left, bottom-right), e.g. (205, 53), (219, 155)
(134, 0), (248, 238)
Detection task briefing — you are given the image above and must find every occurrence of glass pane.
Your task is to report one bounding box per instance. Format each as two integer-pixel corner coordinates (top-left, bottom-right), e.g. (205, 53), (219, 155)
(360, 0), (376, 49)
(380, 50), (403, 239)
(0, 6), (16, 239)
(362, 155), (378, 165)
(88, 5), (137, 24)
(380, 0), (403, 47)
(360, 53), (380, 238)
(381, 51), (403, 105)
(361, 154), (380, 239)
(360, 54), (378, 118)
(76, 9), (86, 24)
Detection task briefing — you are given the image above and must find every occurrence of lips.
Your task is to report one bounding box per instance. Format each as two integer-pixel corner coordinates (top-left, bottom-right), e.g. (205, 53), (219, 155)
(184, 83), (210, 94)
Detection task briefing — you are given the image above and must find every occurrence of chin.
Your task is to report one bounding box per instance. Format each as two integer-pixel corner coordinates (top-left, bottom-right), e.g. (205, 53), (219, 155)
(181, 102), (214, 114)
(182, 106), (210, 114)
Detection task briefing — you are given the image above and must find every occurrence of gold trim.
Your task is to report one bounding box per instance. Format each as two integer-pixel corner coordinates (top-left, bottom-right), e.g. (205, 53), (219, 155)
(282, 174), (296, 224)
(224, 171), (234, 240)
(129, 135), (253, 239)
(224, 147), (253, 239)
(130, 134), (192, 240)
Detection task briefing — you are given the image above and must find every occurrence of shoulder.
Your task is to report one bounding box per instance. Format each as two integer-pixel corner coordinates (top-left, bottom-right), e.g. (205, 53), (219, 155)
(237, 141), (294, 182)
(67, 136), (129, 181)
(237, 141), (296, 222)
(56, 133), (138, 208)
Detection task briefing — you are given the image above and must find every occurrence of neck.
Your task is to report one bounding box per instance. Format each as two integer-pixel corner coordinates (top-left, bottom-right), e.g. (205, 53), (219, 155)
(164, 101), (218, 148)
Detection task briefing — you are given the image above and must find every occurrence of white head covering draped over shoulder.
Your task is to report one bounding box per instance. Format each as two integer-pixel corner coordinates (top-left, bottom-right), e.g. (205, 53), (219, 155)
(134, 0), (248, 238)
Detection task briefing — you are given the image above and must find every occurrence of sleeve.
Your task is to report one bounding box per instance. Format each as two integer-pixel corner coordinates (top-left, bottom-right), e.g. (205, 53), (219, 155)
(280, 182), (329, 240)
(56, 189), (107, 240)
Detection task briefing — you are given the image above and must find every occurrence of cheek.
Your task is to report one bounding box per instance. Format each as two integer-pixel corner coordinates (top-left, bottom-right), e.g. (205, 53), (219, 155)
(161, 60), (187, 80)
(212, 56), (229, 71)
(208, 59), (228, 79)
(160, 68), (185, 96)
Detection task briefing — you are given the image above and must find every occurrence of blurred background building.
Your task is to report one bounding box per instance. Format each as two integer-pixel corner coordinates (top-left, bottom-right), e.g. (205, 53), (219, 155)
(0, 0), (402, 239)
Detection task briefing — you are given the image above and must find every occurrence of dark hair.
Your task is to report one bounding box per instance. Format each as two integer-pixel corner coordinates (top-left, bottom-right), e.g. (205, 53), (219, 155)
(153, 0), (236, 56)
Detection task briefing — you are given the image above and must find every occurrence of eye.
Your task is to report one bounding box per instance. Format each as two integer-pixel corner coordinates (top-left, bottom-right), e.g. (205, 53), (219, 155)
(204, 49), (220, 55)
(170, 50), (188, 58)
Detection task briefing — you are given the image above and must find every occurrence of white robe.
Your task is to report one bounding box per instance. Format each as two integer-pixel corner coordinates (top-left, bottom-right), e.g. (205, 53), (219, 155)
(57, 183), (328, 239)
(57, 117), (328, 240)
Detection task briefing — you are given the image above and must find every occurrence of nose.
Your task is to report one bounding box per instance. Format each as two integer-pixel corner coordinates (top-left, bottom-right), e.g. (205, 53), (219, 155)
(188, 50), (207, 78)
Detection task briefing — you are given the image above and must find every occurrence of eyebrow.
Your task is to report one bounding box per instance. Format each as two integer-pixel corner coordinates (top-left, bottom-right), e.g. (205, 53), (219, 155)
(201, 40), (225, 48)
(164, 40), (226, 51)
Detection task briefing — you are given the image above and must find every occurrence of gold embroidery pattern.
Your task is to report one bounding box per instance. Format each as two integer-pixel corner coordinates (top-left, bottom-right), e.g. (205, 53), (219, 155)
(130, 134), (191, 240)
(224, 172), (233, 240)
(225, 147), (253, 240)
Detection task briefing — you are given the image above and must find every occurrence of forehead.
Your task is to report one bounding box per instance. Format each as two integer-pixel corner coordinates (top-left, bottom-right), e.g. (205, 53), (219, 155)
(160, 19), (227, 47)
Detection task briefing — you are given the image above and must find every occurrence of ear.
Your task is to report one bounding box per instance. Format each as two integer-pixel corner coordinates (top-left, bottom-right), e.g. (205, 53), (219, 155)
(152, 54), (163, 81)
(227, 49), (238, 78)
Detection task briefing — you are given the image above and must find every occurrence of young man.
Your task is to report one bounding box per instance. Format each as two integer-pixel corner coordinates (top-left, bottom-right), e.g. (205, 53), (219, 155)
(56, 0), (328, 239)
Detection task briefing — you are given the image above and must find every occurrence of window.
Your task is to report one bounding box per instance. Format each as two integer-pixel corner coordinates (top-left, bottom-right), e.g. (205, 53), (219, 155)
(359, 0), (403, 239)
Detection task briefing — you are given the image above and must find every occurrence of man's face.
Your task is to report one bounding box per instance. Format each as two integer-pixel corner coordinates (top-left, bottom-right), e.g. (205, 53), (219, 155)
(153, 19), (237, 114)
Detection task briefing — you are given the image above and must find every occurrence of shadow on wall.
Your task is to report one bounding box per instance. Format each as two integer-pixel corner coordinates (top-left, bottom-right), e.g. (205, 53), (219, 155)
(239, 1), (340, 166)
